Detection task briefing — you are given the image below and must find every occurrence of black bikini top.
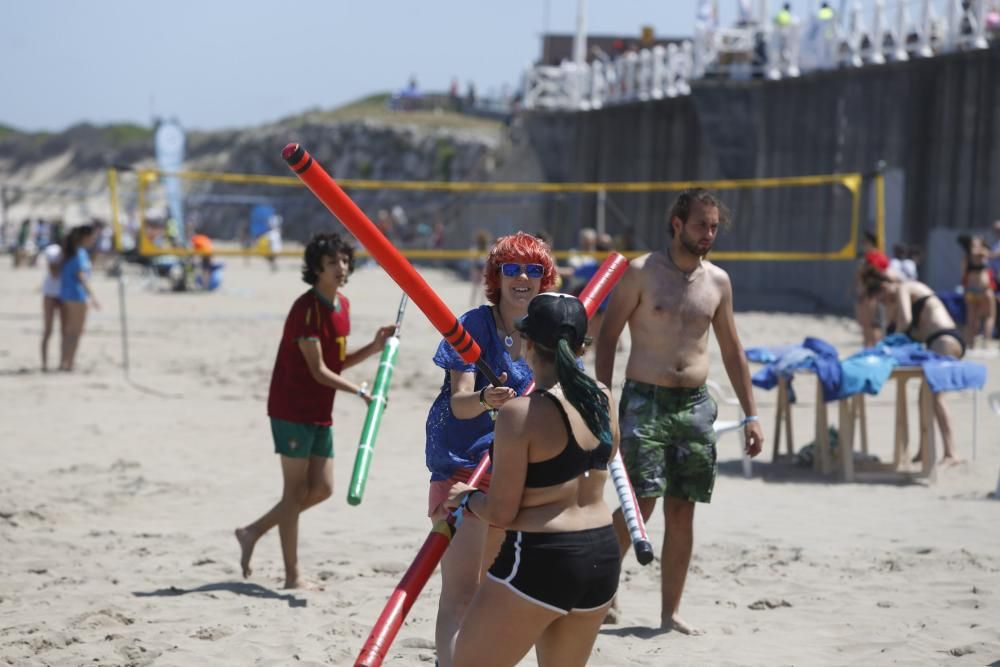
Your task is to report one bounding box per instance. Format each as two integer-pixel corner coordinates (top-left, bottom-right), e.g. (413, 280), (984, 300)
(517, 389), (612, 488)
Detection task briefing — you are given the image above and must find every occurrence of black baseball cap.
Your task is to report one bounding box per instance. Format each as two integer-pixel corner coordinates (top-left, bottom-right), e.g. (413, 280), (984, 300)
(514, 293), (588, 350)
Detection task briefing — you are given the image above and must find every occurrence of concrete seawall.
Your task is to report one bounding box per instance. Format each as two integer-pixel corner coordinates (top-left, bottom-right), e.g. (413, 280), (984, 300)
(523, 45), (1000, 313)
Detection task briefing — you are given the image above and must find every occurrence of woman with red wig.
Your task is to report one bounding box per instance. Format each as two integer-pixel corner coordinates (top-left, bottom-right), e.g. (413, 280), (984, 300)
(424, 231), (557, 666)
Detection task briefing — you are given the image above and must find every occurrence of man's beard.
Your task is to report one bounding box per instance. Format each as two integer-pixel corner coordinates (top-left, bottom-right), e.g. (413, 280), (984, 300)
(680, 231), (712, 257)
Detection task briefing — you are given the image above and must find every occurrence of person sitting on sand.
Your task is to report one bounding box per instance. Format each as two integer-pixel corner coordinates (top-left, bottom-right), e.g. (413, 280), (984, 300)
(236, 233), (394, 589)
(862, 266), (964, 465)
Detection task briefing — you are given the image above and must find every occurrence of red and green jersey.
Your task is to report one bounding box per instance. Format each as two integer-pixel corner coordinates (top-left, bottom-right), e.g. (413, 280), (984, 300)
(267, 289), (351, 425)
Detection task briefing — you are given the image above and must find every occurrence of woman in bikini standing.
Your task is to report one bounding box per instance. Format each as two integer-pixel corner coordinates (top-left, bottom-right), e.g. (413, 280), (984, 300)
(863, 267), (963, 464)
(959, 235), (996, 349)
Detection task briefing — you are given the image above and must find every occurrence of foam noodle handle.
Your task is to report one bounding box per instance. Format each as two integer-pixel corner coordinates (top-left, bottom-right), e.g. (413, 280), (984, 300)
(610, 452), (654, 564)
(355, 453), (491, 667)
(282, 144), (500, 387)
(576, 253), (628, 317)
(574, 252), (653, 565)
(346, 337), (399, 506)
(347, 295), (408, 507)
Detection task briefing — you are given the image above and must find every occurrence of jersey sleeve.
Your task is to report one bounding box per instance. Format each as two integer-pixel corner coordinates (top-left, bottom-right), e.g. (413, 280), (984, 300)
(287, 296), (322, 342)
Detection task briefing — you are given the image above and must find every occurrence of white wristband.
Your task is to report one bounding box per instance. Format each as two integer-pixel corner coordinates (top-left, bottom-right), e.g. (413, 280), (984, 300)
(357, 382), (368, 398)
(743, 415), (759, 424)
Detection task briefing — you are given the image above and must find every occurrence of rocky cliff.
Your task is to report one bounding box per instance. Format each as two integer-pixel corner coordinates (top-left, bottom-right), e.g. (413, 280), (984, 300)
(0, 95), (546, 246)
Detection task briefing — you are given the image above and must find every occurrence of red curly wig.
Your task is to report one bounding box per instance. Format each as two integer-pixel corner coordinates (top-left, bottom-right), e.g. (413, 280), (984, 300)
(483, 232), (557, 305)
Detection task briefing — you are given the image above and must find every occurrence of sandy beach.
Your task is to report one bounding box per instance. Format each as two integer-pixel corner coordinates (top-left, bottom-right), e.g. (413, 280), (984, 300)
(2, 256), (999, 666)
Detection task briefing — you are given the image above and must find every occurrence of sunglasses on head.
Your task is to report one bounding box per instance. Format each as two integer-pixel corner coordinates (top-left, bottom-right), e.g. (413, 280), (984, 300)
(500, 262), (545, 279)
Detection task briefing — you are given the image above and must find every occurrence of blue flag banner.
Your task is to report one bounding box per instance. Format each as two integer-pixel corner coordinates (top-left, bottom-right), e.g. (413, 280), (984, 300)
(154, 120), (186, 244)
(250, 204), (277, 240)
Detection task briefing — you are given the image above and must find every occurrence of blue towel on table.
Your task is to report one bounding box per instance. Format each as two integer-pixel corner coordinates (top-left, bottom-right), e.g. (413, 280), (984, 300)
(746, 344), (801, 364)
(803, 337), (843, 401)
(873, 333), (987, 393)
(837, 353), (896, 398)
(750, 347), (817, 402)
(922, 359), (987, 393)
(748, 335), (988, 401)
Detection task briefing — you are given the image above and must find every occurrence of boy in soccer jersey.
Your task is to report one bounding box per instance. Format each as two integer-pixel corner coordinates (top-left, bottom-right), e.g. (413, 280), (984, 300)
(236, 233), (395, 589)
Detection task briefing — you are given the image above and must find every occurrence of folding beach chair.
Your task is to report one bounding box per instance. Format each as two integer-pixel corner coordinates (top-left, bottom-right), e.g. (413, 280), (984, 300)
(706, 379), (753, 479)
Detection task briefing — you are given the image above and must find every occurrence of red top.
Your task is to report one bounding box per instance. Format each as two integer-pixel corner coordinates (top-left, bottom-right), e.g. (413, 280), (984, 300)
(267, 289), (351, 425)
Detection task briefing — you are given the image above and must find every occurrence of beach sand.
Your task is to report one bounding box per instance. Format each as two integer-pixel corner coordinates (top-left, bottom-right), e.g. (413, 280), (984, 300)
(2, 256), (999, 666)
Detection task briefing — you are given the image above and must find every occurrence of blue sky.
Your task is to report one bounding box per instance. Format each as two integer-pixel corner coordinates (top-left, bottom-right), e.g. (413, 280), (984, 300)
(1, 1), (713, 132)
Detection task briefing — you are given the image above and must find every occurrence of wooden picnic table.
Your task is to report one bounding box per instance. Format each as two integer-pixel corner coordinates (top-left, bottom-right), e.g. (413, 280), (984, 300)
(770, 366), (938, 481)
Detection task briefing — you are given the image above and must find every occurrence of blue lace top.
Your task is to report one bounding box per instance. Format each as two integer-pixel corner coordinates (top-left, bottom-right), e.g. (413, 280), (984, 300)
(424, 305), (533, 480)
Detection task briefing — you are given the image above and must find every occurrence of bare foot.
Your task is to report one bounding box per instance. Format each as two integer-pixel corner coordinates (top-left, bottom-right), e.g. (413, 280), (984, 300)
(283, 578), (324, 591)
(235, 527), (256, 578)
(661, 614), (703, 636)
(940, 455), (964, 467)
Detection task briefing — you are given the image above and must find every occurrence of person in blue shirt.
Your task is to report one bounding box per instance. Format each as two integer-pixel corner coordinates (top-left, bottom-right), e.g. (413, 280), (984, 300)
(58, 224), (100, 371)
(425, 231), (556, 667)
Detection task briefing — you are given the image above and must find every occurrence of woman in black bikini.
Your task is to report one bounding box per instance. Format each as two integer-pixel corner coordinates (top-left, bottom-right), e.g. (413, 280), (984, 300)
(445, 293), (620, 666)
(959, 235), (996, 349)
(863, 267), (964, 463)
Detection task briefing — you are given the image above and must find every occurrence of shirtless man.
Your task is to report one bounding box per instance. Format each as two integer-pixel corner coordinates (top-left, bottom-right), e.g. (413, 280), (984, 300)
(596, 188), (764, 634)
(862, 267), (964, 464)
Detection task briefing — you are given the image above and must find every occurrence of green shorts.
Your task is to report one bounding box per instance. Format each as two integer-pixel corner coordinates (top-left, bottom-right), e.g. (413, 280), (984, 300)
(619, 380), (717, 503)
(270, 418), (333, 459)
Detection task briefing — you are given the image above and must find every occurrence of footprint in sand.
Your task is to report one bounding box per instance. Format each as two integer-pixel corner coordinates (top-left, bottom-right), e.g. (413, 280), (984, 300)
(747, 598), (792, 610)
(71, 608), (135, 630)
(370, 561), (407, 576)
(191, 626), (232, 641)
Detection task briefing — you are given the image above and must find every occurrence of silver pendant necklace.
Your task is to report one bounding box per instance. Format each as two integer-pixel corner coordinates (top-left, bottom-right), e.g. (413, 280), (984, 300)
(667, 248), (699, 282)
(495, 305), (514, 348)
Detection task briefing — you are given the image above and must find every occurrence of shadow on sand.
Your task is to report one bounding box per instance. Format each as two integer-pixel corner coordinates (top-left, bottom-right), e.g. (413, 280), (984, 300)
(716, 457), (925, 487)
(133, 581), (307, 608)
(599, 625), (668, 639)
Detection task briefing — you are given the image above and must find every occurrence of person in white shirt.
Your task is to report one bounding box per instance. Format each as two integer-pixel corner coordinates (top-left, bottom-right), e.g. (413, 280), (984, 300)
(889, 244), (918, 281)
(40, 243), (63, 371)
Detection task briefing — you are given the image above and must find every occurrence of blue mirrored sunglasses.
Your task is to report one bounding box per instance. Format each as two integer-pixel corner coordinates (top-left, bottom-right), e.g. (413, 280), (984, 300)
(500, 262), (545, 279)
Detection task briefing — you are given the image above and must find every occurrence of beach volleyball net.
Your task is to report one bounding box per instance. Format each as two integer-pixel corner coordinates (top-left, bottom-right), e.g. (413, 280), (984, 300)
(120, 168), (865, 261)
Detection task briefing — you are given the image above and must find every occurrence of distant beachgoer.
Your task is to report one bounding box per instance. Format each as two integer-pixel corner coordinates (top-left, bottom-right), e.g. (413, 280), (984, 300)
(862, 267), (964, 464)
(266, 218), (283, 272)
(889, 244), (918, 281)
(235, 233), (394, 589)
(40, 242), (63, 371)
(468, 229), (491, 307)
(958, 235), (996, 349)
(58, 224), (100, 372)
(14, 219), (36, 268)
(854, 232), (886, 347)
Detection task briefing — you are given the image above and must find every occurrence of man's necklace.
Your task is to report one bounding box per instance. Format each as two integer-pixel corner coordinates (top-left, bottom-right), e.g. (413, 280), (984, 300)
(494, 304), (515, 348)
(667, 248), (699, 282)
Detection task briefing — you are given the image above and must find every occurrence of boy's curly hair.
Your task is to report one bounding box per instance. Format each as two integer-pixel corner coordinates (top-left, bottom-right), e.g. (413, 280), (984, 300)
(301, 233), (355, 285)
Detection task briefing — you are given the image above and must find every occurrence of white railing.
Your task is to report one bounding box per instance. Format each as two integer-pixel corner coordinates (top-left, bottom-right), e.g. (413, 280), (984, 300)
(521, 0), (995, 111)
(522, 42), (695, 111)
